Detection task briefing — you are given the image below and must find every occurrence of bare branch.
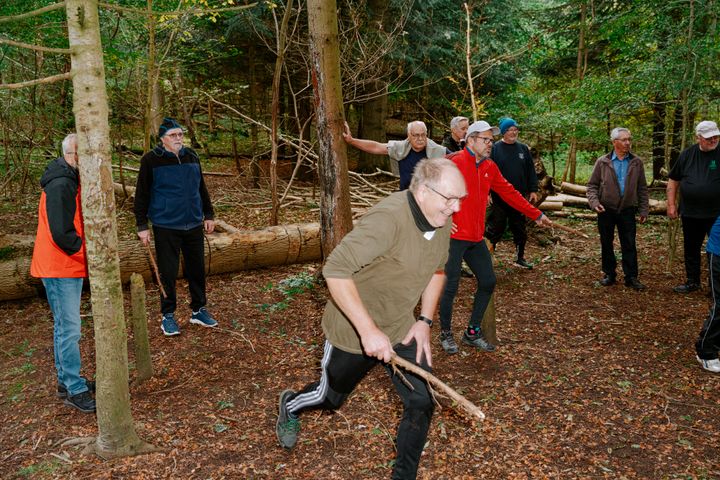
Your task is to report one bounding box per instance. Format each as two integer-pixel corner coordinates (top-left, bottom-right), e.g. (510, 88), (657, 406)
(0, 2), (65, 24)
(0, 72), (72, 90)
(98, 1), (258, 16)
(0, 38), (71, 54)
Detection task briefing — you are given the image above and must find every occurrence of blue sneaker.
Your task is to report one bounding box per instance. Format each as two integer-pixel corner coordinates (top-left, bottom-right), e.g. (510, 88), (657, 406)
(190, 307), (218, 328)
(161, 313), (180, 336)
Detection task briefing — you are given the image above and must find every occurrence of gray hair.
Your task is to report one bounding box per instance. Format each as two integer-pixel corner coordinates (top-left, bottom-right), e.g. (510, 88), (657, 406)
(409, 157), (459, 193)
(610, 127), (630, 141)
(61, 133), (77, 155)
(450, 116), (468, 130)
(406, 121), (427, 135)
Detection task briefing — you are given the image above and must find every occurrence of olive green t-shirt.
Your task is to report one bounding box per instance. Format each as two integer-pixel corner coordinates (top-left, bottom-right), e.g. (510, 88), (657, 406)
(321, 191), (451, 354)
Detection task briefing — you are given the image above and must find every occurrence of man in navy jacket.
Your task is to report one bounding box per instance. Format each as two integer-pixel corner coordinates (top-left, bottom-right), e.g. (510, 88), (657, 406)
(134, 118), (218, 336)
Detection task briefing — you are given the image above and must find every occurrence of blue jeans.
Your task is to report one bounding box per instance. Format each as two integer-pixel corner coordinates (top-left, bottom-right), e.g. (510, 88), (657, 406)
(42, 277), (88, 396)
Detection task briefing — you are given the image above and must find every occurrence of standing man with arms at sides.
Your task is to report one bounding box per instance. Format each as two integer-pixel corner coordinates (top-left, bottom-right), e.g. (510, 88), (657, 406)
(343, 120), (446, 190)
(667, 120), (720, 293)
(484, 117), (539, 269)
(442, 116), (469, 153)
(31, 133), (96, 413)
(134, 118), (218, 336)
(586, 127), (649, 291)
(438, 121), (552, 355)
(276, 158), (467, 480)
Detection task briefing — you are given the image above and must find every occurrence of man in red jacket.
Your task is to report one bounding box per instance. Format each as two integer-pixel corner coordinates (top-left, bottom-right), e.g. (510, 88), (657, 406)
(438, 121), (552, 354)
(31, 133), (96, 413)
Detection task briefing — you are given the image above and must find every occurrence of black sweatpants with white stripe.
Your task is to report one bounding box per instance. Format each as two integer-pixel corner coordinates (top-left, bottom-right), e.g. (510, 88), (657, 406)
(696, 252), (720, 359)
(286, 339), (434, 480)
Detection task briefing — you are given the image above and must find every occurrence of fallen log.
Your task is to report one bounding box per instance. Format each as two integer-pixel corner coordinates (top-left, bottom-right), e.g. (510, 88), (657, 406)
(0, 223), (321, 301)
(545, 193), (589, 207)
(538, 201), (563, 211)
(559, 181), (587, 196)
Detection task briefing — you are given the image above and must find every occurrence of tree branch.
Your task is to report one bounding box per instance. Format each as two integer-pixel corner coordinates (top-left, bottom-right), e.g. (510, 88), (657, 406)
(98, 1), (258, 16)
(0, 2), (65, 24)
(0, 38), (71, 54)
(0, 72), (72, 90)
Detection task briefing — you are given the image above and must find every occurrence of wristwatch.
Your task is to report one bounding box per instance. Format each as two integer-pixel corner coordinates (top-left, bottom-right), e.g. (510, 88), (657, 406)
(417, 315), (433, 327)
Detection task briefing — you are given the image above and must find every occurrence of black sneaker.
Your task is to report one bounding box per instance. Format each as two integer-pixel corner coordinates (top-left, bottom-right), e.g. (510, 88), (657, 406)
(462, 329), (496, 352)
(624, 277), (646, 291)
(276, 390), (300, 449)
(514, 258), (533, 269)
(599, 275), (616, 287)
(64, 391), (96, 413)
(673, 282), (699, 294)
(440, 330), (459, 354)
(57, 377), (96, 399)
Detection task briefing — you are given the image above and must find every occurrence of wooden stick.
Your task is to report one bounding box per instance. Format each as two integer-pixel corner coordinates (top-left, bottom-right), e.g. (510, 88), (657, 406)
(390, 354), (485, 422)
(144, 243), (167, 298)
(550, 221), (589, 239)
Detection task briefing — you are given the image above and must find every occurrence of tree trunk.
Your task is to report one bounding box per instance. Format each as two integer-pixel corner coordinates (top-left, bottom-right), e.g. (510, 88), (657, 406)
(651, 98), (666, 180)
(248, 43), (261, 187)
(65, 0), (151, 458)
(130, 273), (153, 384)
(0, 223), (322, 302)
(357, 80), (388, 173)
(269, 0), (294, 226)
(308, 0), (353, 258)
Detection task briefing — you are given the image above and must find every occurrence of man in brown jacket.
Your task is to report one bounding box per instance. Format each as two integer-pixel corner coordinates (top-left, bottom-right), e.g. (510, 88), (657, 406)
(587, 127), (649, 290)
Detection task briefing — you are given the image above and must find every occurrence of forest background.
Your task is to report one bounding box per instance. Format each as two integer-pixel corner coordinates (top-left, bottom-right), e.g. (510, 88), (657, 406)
(1, 0), (719, 202)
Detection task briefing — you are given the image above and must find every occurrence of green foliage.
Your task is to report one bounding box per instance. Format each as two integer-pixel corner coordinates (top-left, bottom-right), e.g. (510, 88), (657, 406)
(257, 271), (315, 313)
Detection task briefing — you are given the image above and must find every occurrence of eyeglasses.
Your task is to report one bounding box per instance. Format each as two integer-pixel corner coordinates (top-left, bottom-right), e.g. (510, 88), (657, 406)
(469, 135), (493, 145)
(410, 133), (427, 139)
(425, 185), (466, 207)
(166, 132), (184, 139)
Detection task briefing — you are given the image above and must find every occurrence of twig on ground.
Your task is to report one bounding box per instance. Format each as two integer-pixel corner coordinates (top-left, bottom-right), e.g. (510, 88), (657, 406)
(211, 326), (256, 353)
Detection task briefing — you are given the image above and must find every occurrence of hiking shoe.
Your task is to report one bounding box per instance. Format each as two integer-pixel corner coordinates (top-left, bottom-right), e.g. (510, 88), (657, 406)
(624, 277), (646, 291)
(696, 356), (720, 373)
(600, 274), (616, 286)
(440, 330), (459, 354)
(462, 329), (496, 352)
(276, 389), (300, 449)
(190, 307), (218, 328)
(57, 377), (95, 399)
(674, 282), (700, 294)
(514, 258), (533, 269)
(64, 391), (96, 413)
(161, 313), (181, 336)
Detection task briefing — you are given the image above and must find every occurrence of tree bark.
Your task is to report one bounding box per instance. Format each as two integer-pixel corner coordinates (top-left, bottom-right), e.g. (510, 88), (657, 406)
(65, 0), (151, 458)
(130, 273), (153, 384)
(0, 223), (322, 302)
(308, 0), (353, 258)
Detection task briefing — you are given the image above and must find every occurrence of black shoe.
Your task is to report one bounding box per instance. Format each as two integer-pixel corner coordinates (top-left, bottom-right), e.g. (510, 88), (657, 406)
(276, 390), (300, 449)
(57, 377), (95, 399)
(514, 258), (533, 269)
(673, 282), (699, 294)
(462, 329), (495, 352)
(64, 391), (96, 413)
(624, 277), (646, 291)
(439, 330), (459, 354)
(600, 275), (616, 287)
(460, 264), (474, 278)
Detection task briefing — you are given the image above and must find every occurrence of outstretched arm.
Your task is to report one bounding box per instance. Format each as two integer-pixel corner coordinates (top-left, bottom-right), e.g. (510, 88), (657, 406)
(343, 121), (389, 155)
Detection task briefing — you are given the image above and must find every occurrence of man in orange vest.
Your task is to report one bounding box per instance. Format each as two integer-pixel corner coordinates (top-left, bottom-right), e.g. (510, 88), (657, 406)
(31, 133), (95, 413)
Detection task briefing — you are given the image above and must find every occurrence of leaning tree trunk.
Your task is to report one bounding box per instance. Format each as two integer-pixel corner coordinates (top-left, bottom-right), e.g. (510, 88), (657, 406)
(0, 223), (322, 302)
(308, 0), (353, 258)
(66, 0), (151, 458)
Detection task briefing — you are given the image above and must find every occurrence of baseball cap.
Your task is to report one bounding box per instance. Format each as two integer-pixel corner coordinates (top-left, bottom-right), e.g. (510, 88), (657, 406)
(464, 121), (500, 141)
(696, 121), (720, 138)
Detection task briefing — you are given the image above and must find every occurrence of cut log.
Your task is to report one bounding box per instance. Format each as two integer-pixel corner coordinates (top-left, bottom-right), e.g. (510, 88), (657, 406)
(538, 201), (563, 211)
(559, 182), (587, 196)
(545, 194), (589, 207)
(0, 222), (321, 301)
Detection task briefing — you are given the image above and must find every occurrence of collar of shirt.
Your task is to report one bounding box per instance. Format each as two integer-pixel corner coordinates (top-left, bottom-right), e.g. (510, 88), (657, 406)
(611, 151), (629, 162)
(406, 190), (437, 233)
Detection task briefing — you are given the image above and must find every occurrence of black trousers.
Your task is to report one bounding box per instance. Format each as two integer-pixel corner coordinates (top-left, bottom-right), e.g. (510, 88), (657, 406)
(439, 239), (496, 332)
(153, 225), (207, 314)
(696, 253), (720, 360)
(681, 216), (716, 285)
(484, 196), (528, 249)
(287, 340), (434, 480)
(597, 207), (639, 280)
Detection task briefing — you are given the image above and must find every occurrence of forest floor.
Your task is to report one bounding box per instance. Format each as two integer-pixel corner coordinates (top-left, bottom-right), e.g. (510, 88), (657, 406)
(1, 170), (719, 479)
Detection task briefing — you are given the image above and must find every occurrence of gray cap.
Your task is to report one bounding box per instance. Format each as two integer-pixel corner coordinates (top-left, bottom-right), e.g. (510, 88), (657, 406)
(465, 120), (500, 140)
(696, 121), (720, 139)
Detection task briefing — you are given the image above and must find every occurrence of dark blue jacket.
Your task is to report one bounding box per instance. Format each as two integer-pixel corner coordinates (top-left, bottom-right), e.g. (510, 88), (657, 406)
(134, 145), (214, 231)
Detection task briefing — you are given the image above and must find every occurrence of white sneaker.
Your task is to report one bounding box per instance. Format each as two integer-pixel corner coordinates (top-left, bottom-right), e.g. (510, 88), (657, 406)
(696, 355), (720, 373)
